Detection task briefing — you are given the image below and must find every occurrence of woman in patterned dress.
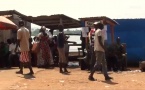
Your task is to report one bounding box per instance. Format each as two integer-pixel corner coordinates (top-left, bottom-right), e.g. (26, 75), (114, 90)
(37, 26), (53, 68)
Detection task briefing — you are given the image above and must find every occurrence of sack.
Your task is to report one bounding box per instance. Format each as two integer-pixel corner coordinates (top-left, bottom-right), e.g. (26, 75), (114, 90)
(32, 43), (40, 53)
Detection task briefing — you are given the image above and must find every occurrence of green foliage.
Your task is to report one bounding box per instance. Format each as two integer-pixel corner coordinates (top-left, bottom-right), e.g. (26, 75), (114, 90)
(31, 28), (39, 36)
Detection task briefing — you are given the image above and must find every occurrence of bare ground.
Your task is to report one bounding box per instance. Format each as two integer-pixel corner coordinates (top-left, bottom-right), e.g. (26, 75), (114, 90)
(0, 67), (145, 90)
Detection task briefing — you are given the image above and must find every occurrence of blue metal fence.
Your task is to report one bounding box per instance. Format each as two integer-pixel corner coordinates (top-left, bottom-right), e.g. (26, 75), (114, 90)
(107, 19), (145, 62)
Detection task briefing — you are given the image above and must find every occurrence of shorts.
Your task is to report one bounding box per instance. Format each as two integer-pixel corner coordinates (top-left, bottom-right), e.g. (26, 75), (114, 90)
(20, 51), (30, 63)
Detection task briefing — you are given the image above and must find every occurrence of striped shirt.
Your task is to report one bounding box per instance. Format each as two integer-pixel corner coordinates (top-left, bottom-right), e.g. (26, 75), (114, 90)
(90, 29), (95, 47)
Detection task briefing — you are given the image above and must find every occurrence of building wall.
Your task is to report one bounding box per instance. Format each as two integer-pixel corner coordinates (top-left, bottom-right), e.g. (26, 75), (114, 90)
(107, 19), (145, 63)
(0, 30), (11, 43)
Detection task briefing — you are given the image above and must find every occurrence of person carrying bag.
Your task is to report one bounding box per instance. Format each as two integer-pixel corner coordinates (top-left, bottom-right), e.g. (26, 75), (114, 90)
(32, 37), (40, 54)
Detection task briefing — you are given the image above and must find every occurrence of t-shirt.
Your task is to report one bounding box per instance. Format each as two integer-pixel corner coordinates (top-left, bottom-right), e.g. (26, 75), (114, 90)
(81, 27), (89, 37)
(0, 43), (9, 56)
(17, 27), (30, 52)
(102, 25), (107, 40)
(89, 28), (95, 47)
(57, 32), (65, 48)
(4, 44), (9, 55)
(94, 29), (105, 52)
(45, 30), (53, 39)
(9, 43), (20, 54)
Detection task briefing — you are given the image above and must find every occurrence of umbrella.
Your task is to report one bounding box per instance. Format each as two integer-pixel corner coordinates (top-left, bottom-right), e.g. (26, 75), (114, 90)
(0, 16), (17, 30)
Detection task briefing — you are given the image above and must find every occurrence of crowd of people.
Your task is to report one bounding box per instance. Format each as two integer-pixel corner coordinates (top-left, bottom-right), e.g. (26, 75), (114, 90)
(79, 20), (127, 81)
(0, 39), (19, 68)
(0, 20), (74, 74)
(0, 19), (127, 81)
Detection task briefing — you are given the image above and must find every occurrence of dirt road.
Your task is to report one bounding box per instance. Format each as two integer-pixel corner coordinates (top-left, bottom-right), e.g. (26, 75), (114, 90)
(0, 67), (145, 90)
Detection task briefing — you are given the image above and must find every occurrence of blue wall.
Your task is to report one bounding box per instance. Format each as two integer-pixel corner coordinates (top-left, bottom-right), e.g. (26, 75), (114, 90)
(107, 19), (145, 62)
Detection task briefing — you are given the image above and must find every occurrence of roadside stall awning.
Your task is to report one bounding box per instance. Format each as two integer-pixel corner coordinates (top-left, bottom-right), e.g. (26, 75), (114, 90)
(0, 10), (82, 37)
(79, 16), (119, 26)
(0, 16), (17, 30)
(26, 14), (81, 29)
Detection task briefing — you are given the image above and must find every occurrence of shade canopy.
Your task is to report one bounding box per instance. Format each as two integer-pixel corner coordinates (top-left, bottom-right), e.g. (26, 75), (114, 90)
(26, 14), (81, 29)
(0, 10), (119, 44)
(0, 16), (17, 30)
(79, 16), (119, 26)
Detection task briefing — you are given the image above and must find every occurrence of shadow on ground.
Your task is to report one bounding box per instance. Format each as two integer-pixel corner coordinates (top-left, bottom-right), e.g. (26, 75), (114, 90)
(23, 74), (36, 79)
(0, 67), (18, 70)
(102, 80), (118, 85)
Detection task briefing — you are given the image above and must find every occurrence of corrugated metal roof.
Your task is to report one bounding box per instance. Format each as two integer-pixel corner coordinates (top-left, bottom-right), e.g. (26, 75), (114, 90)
(28, 14), (81, 29)
(0, 10), (81, 29)
(79, 16), (119, 25)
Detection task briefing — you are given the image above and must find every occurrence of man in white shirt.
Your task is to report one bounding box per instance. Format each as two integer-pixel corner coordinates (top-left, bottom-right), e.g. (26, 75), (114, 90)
(88, 23), (113, 81)
(101, 19), (108, 42)
(9, 39), (19, 54)
(15, 20), (34, 75)
(8, 39), (20, 68)
(80, 27), (89, 56)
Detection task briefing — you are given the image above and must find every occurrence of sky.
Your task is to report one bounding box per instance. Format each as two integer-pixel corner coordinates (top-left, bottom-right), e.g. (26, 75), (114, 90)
(0, 0), (145, 27)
